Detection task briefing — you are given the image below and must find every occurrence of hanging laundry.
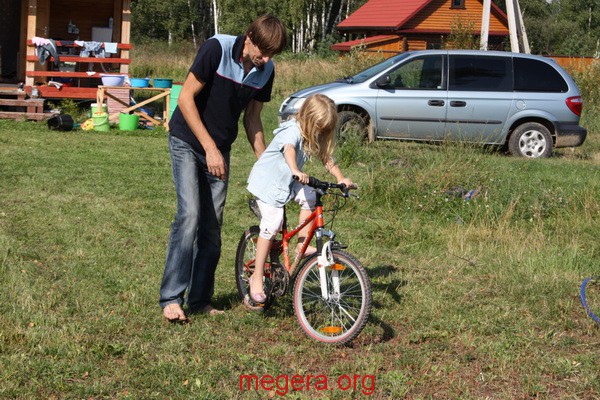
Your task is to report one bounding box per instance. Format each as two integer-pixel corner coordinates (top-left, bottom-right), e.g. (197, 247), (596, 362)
(104, 42), (118, 55)
(32, 36), (59, 66)
(77, 41), (105, 58)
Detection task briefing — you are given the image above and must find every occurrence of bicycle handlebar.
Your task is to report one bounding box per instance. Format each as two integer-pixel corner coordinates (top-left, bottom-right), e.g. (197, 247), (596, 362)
(293, 175), (357, 196)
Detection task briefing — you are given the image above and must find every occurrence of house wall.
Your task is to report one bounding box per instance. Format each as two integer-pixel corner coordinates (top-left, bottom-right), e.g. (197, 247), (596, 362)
(49, 0), (118, 41)
(405, 0), (508, 34)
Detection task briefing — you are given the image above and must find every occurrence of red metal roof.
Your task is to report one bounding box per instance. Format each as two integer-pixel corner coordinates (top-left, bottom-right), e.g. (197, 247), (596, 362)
(337, 0), (433, 30)
(337, 0), (507, 30)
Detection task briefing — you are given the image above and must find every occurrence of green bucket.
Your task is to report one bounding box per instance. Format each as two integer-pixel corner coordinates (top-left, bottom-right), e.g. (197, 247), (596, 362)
(119, 112), (140, 131)
(92, 112), (110, 132)
(91, 103), (107, 115)
(169, 84), (182, 120)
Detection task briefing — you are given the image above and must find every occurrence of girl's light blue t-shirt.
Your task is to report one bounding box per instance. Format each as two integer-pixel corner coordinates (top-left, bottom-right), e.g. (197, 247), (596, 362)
(247, 119), (308, 207)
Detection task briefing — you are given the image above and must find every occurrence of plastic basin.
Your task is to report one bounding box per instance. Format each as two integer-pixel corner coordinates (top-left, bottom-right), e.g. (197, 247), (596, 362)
(100, 74), (125, 86)
(154, 78), (173, 88)
(130, 77), (150, 88)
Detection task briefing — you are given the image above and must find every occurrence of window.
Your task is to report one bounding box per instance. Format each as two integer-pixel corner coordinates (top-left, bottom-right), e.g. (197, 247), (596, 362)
(388, 55), (443, 90)
(513, 57), (568, 93)
(449, 55), (512, 91)
(451, 0), (465, 8)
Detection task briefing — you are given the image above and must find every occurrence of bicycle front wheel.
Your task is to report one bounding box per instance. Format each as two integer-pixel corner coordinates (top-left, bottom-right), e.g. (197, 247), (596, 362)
(293, 250), (372, 344)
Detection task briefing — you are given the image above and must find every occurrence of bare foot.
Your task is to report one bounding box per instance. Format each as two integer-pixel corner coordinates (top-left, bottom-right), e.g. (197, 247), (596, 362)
(163, 303), (189, 324)
(200, 305), (225, 315)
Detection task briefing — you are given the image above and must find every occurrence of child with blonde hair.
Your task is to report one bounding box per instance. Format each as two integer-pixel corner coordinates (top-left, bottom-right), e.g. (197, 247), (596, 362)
(246, 94), (355, 304)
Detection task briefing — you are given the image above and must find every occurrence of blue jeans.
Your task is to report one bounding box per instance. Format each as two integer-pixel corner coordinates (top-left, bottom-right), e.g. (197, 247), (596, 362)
(159, 135), (229, 312)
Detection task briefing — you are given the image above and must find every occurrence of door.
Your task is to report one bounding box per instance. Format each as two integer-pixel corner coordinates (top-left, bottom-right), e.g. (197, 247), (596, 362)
(445, 54), (514, 144)
(374, 54), (447, 140)
(0, 0), (21, 80)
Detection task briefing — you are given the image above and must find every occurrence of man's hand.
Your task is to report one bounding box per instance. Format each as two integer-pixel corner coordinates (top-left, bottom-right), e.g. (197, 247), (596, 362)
(206, 148), (227, 180)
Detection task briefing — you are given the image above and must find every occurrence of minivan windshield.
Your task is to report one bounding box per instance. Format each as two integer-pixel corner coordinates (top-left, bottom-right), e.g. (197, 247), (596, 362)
(339, 53), (410, 84)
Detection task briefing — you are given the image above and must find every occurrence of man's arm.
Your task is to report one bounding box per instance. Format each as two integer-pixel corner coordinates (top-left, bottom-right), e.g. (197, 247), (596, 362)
(178, 72), (227, 180)
(243, 99), (267, 159)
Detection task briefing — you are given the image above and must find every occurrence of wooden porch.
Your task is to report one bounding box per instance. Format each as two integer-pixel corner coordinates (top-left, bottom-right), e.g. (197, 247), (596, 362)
(0, 0), (133, 120)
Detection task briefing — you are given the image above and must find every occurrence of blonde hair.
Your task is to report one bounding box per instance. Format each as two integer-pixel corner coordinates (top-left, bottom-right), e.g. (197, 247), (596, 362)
(296, 94), (337, 164)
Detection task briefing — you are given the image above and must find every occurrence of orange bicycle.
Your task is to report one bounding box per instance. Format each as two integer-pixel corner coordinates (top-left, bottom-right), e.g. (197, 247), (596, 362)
(235, 176), (372, 344)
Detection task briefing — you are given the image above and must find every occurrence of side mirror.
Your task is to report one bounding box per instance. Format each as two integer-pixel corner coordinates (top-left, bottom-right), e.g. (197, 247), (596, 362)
(375, 74), (391, 88)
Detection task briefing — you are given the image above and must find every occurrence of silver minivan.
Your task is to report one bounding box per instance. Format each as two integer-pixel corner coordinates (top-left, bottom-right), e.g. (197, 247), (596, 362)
(278, 50), (587, 158)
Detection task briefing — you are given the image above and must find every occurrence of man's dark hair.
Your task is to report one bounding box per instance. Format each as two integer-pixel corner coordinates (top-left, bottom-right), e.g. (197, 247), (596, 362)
(246, 14), (287, 55)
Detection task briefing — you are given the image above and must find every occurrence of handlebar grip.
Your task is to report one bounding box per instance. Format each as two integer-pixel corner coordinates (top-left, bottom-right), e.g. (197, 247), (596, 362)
(293, 175), (324, 188)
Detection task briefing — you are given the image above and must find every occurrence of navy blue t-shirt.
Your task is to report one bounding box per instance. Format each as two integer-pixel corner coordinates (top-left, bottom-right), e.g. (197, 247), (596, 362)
(169, 35), (275, 155)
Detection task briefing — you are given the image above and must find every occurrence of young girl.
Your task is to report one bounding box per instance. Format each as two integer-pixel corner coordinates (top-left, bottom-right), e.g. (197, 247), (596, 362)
(246, 94), (355, 304)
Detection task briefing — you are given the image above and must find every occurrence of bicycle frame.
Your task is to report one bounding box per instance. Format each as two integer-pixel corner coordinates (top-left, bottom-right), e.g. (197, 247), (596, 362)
(275, 188), (334, 274)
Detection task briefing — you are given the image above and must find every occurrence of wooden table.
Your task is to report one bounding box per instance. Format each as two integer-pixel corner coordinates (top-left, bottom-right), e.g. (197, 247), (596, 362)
(96, 86), (171, 128)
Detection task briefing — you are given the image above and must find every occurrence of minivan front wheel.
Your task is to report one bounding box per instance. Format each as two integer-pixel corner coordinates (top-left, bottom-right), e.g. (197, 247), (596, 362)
(337, 110), (368, 144)
(508, 122), (553, 158)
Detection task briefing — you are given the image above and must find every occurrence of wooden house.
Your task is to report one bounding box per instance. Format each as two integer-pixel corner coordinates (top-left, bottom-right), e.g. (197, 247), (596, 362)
(0, 0), (132, 107)
(331, 0), (509, 56)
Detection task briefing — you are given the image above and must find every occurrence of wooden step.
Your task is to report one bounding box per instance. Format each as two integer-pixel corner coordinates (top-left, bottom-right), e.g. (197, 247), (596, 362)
(0, 97), (45, 113)
(0, 111), (49, 121)
(0, 89), (27, 100)
(0, 98), (44, 107)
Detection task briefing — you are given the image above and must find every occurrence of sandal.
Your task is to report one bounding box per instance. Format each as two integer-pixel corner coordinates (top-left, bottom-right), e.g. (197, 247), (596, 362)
(249, 274), (267, 304)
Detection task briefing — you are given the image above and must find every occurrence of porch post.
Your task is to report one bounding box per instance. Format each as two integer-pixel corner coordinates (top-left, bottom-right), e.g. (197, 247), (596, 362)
(120, 0), (131, 75)
(25, 0), (37, 87)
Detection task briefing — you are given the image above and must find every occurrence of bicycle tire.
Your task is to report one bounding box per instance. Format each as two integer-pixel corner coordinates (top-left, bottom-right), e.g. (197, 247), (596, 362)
(234, 226), (274, 311)
(580, 277), (600, 325)
(293, 250), (372, 344)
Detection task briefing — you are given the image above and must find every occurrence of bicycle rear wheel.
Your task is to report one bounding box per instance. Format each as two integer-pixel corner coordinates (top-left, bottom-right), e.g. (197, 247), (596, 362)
(235, 226), (274, 310)
(293, 250), (372, 344)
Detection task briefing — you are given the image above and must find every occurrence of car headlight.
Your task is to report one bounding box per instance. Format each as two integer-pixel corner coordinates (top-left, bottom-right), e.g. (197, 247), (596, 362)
(278, 97), (306, 123)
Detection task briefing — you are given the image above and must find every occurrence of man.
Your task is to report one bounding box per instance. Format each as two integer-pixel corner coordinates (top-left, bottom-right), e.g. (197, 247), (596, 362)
(160, 15), (287, 322)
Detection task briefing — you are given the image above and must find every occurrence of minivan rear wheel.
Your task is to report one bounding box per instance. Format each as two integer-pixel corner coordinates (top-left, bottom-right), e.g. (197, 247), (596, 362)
(508, 122), (553, 158)
(337, 111), (368, 144)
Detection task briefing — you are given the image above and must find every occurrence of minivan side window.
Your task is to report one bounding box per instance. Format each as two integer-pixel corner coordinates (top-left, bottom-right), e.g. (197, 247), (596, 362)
(388, 55), (443, 90)
(513, 57), (568, 92)
(449, 55), (512, 92)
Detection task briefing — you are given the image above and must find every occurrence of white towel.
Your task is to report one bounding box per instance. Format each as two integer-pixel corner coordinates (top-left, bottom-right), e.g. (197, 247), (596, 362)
(32, 36), (51, 46)
(104, 42), (118, 54)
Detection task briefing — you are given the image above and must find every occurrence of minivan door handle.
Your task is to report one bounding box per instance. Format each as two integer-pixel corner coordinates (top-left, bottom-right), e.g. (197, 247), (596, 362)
(450, 101), (467, 107)
(428, 100), (445, 107)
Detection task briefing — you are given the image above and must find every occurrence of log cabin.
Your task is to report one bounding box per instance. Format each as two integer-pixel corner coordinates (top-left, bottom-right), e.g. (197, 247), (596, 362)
(331, 0), (510, 56)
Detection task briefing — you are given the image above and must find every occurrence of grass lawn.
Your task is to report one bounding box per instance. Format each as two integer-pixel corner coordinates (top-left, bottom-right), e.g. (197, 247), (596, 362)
(1, 95), (599, 397)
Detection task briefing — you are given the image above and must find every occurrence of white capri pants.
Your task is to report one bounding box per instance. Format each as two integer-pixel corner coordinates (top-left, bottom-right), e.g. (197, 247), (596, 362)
(258, 181), (316, 240)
